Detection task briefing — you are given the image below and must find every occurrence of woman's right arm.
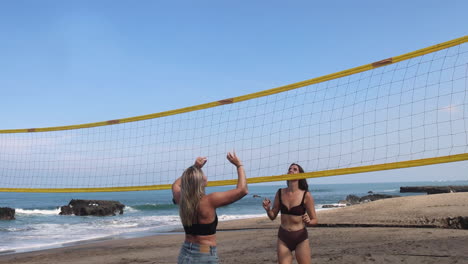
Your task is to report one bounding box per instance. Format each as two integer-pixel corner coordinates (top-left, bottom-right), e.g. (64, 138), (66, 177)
(207, 152), (248, 208)
(263, 191), (280, 220)
(171, 177), (181, 205)
(172, 157), (207, 204)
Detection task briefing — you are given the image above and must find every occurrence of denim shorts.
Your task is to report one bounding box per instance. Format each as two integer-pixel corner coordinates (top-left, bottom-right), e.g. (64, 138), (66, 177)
(178, 241), (218, 264)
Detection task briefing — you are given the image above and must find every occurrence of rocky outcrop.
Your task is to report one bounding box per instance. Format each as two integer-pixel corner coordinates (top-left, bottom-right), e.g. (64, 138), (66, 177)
(322, 194), (400, 208)
(442, 216), (468, 229)
(359, 194), (400, 203)
(0, 207), (15, 220)
(322, 203), (347, 208)
(345, 195), (360, 205)
(59, 199), (125, 216)
(346, 194), (400, 205)
(400, 186), (468, 194)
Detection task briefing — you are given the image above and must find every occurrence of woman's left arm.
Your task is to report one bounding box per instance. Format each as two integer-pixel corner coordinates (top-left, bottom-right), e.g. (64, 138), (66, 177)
(302, 192), (318, 227)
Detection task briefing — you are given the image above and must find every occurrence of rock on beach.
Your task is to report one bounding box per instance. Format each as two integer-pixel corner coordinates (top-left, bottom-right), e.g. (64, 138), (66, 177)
(0, 207), (15, 220)
(59, 199), (125, 216)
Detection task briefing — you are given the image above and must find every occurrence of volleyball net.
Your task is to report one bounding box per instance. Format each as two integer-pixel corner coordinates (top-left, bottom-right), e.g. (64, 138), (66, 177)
(1, 36), (467, 192)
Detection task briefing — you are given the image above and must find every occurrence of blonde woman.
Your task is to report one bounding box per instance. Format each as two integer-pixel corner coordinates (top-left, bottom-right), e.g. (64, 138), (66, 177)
(262, 163), (318, 264)
(172, 152), (248, 264)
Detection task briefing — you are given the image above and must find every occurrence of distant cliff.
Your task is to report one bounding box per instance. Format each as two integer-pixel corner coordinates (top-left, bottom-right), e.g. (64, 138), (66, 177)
(400, 186), (468, 194)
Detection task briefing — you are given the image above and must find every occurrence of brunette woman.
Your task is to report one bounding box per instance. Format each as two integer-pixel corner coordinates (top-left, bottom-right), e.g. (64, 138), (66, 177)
(262, 163), (318, 264)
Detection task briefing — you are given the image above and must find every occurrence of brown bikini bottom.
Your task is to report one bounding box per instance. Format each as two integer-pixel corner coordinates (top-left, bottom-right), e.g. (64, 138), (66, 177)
(278, 226), (308, 251)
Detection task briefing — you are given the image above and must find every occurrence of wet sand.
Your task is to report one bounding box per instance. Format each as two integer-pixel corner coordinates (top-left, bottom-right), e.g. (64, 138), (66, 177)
(1, 193), (467, 264)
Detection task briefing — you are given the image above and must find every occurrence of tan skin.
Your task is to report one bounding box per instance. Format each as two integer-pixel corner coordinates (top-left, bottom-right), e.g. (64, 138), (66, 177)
(262, 165), (318, 264)
(172, 152), (248, 247)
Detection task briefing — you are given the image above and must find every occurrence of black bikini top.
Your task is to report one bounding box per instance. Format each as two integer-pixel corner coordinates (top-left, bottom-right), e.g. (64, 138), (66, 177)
(278, 189), (307, 216)
(183, 214), (218, 236)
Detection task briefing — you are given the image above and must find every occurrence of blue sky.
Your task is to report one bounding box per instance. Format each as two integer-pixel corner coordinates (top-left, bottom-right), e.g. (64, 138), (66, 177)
(1, 1), (468, 184)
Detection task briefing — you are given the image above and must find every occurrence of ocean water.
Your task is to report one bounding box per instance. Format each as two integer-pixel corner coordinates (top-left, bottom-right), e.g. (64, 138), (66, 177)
(1, 180), (467, 254)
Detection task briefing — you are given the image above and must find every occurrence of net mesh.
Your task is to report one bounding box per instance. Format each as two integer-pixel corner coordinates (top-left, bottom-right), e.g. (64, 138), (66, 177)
(1, 37), (467, 192)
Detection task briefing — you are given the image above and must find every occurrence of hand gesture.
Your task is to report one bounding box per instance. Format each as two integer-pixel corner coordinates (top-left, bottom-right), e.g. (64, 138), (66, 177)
(194, 157), (207, 168)
(262, 198), (271, 211)
(226, 152), (242, 168)
(302, 214), (312, 225)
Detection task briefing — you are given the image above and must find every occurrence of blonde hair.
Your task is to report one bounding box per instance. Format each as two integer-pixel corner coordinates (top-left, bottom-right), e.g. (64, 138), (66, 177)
(179, 166), (206, 226)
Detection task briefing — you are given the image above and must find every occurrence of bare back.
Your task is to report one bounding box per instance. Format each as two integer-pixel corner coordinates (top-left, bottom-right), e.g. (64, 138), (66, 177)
(184, 195), (218, 246)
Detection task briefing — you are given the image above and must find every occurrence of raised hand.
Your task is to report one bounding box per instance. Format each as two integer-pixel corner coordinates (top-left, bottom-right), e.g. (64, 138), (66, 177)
(194, 157), (207, 168)
(226, 152), (243, 168)
(262, 198), (271, 211)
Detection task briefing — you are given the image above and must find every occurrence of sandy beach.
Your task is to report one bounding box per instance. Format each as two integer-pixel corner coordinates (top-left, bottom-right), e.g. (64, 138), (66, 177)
(1, 192), (467, 264)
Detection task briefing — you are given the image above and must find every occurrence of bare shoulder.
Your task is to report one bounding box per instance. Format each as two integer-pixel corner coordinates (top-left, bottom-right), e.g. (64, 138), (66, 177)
(200, 194), (215, 207)
(198, 195), (216, 217)
(305, 191), (315, 201)
(203, 191), (226, 206)
(273, 188), (282, 199)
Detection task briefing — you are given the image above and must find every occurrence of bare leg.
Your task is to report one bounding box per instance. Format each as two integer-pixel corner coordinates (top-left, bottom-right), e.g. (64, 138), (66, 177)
(277, 239), (293, 264)
(294, 238), (311, 264)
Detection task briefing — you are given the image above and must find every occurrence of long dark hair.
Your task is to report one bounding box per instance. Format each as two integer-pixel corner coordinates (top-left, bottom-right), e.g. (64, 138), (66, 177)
(288, 163), (309, 191)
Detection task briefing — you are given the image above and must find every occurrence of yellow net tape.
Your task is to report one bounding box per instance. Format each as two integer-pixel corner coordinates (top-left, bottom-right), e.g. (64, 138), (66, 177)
(1, 153), (467, 193)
